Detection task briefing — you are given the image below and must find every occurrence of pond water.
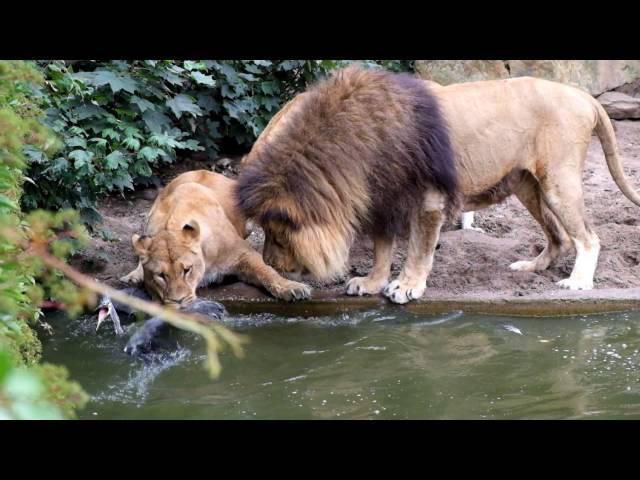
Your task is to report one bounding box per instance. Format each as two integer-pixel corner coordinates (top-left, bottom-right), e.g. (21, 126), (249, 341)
(41, 307), (640, 419)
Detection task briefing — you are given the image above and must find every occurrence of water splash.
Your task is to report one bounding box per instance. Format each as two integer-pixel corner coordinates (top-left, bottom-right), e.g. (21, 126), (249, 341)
(93, 347), (191, 405)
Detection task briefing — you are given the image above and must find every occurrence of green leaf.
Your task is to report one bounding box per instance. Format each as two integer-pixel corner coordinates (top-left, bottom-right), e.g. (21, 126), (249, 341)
(130, 95), (155, 113)
(23, 145), (47, 163)
(112, 171), (134, 190)
(278, 60), (303, 71)
(184, 60), (206, 71)
(196, 93), (218, 113)
(68, 126), (85, 136)
(12, 402), (63, 420)
(180, 139), (204, 151)
(142, 110), (171, 134)
(0, 351), (11, 384)
(148, 132), (183, 149)
(166, 94), (203, 119)
(122, 137), (141, 151)
(101, 128), (120, 141)
(137, 146), (163, 162)
(260, 81), (280, 95)
(89, 137), (108, 149)
(43, 157), (69, 175)
(74, 70), (138, 94)
(244, 64), (263, 74)
(237, 72), (258, 82)
(104, 150), (126, 170)
(123, 126), (143, 140)
(162, 71), (185, 86)
(0, 195), (19, 211)
(190, 71), (216, 87)
(70, 104), (109, 121)
(133, 160), (153, 177)
(4, 370), (44, 398)
(68, 149), (94, 169)
(66, 136), (87, 149)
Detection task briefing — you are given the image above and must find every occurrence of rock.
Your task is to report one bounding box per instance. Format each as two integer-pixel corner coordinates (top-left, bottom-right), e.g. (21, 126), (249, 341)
(139, 188), (159, 201)
(508, 60), (640, 96)
(414, 60), (509, 85)
(614, 78), (640, 98)
(414, 60), (640, 96)
(597, 91), (640, 120)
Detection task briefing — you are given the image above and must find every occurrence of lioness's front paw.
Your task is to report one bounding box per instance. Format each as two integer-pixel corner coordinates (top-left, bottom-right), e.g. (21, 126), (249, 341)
(271, 280), (312, 302)
(120, 271), (143, 285)
(345, 276), (388, 296)
(383, 280), (426, 304)
(556, 277), (593, 291)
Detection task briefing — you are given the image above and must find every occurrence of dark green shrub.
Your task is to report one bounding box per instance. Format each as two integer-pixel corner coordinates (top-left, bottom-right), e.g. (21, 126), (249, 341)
(23, 60), (413, 226)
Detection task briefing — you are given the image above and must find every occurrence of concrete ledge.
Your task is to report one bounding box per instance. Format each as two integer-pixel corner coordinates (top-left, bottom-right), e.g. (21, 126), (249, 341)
(202, 283), (640, 318)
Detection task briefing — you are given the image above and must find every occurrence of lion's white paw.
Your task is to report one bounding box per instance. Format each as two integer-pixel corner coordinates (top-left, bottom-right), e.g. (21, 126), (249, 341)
(509, 260), (537, 272)
(383, 280), (426, 304)
(556, 278), (593, 290)
(346, 276), (388, 296)
(463, 226), (485, 233)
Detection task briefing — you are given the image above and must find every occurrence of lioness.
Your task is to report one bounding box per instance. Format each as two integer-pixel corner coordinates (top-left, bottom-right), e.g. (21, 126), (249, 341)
(236, 66), (640, 304)
(120, 170), (311, 304)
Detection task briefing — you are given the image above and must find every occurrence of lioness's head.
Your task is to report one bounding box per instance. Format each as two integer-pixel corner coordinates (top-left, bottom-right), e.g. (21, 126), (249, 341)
(132, 221), (205, 306)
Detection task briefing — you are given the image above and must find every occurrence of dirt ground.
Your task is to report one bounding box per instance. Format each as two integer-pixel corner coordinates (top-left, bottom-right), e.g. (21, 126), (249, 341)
(71, 120), (640, 304)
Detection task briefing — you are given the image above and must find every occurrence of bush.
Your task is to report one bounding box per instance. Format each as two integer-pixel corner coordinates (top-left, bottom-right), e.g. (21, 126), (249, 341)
(0, 60), (89, 419)
(22, 60), (413, 226)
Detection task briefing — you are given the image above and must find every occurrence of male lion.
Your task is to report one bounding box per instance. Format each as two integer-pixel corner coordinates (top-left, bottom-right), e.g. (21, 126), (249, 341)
(120, 170), (311, 304)
(236, 66), (640, 304)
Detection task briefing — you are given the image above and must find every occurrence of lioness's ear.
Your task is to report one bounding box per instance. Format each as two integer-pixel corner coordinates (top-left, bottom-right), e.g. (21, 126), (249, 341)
(182, 220), (200, 242)
(132, 234), (152, 257)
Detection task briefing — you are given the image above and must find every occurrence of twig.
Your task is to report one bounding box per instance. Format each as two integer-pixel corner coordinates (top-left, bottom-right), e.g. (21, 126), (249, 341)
(31, 246), (247, 378)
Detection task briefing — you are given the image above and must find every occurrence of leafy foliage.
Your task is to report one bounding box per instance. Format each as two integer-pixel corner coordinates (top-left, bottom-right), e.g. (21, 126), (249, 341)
(23, 60), (413, 226)
(0, 60), (88, 418)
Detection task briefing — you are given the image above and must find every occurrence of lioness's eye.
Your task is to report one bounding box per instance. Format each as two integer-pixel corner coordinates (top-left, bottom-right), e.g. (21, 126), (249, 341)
(184, 266), (192, 275)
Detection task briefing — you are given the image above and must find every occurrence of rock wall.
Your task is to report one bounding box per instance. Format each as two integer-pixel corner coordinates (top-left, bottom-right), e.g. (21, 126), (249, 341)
(414, 60), (640, 97)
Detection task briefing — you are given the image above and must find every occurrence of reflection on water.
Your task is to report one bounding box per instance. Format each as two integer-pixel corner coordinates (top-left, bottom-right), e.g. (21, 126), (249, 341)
(40, 307), (640, 419)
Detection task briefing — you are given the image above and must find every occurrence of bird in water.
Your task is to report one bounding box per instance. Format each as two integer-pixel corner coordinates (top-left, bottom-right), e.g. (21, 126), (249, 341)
(124, 298), (228, 356)
(95, 286), (151, 335)
(94, 285), (228, 354)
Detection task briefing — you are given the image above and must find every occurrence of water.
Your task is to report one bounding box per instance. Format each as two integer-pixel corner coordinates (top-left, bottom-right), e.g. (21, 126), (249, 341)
(41, 307), (640, 419)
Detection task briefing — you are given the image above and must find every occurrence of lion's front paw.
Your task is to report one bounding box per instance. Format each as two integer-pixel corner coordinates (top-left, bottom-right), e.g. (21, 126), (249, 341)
(383, 280), (426, 304)
(345, 276), (388, 296)
(271, 280), (312, 302)
(509, 260), (537, 272)
(556, 277), (593, 291)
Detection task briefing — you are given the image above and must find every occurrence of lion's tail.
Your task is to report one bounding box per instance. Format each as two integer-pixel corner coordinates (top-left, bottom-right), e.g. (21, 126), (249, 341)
(593, 98), (640, 207)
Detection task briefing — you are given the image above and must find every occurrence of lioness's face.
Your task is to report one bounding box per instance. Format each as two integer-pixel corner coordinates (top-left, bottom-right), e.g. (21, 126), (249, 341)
(132, 222), (205, 306)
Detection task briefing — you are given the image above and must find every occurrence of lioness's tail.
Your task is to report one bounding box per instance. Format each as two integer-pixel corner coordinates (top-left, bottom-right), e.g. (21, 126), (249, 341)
(593, 98), (640, 207)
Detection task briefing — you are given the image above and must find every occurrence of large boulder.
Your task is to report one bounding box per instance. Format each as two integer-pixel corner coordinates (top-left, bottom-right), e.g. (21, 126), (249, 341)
(596, 91), (640, 120)
(414, 60), (640, 96)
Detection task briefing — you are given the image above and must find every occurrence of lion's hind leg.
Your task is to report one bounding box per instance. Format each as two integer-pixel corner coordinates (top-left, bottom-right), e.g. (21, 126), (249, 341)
(539, 172), (600, 290)
(509, 173), (572, 273)
(346, 234), (394, 296)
